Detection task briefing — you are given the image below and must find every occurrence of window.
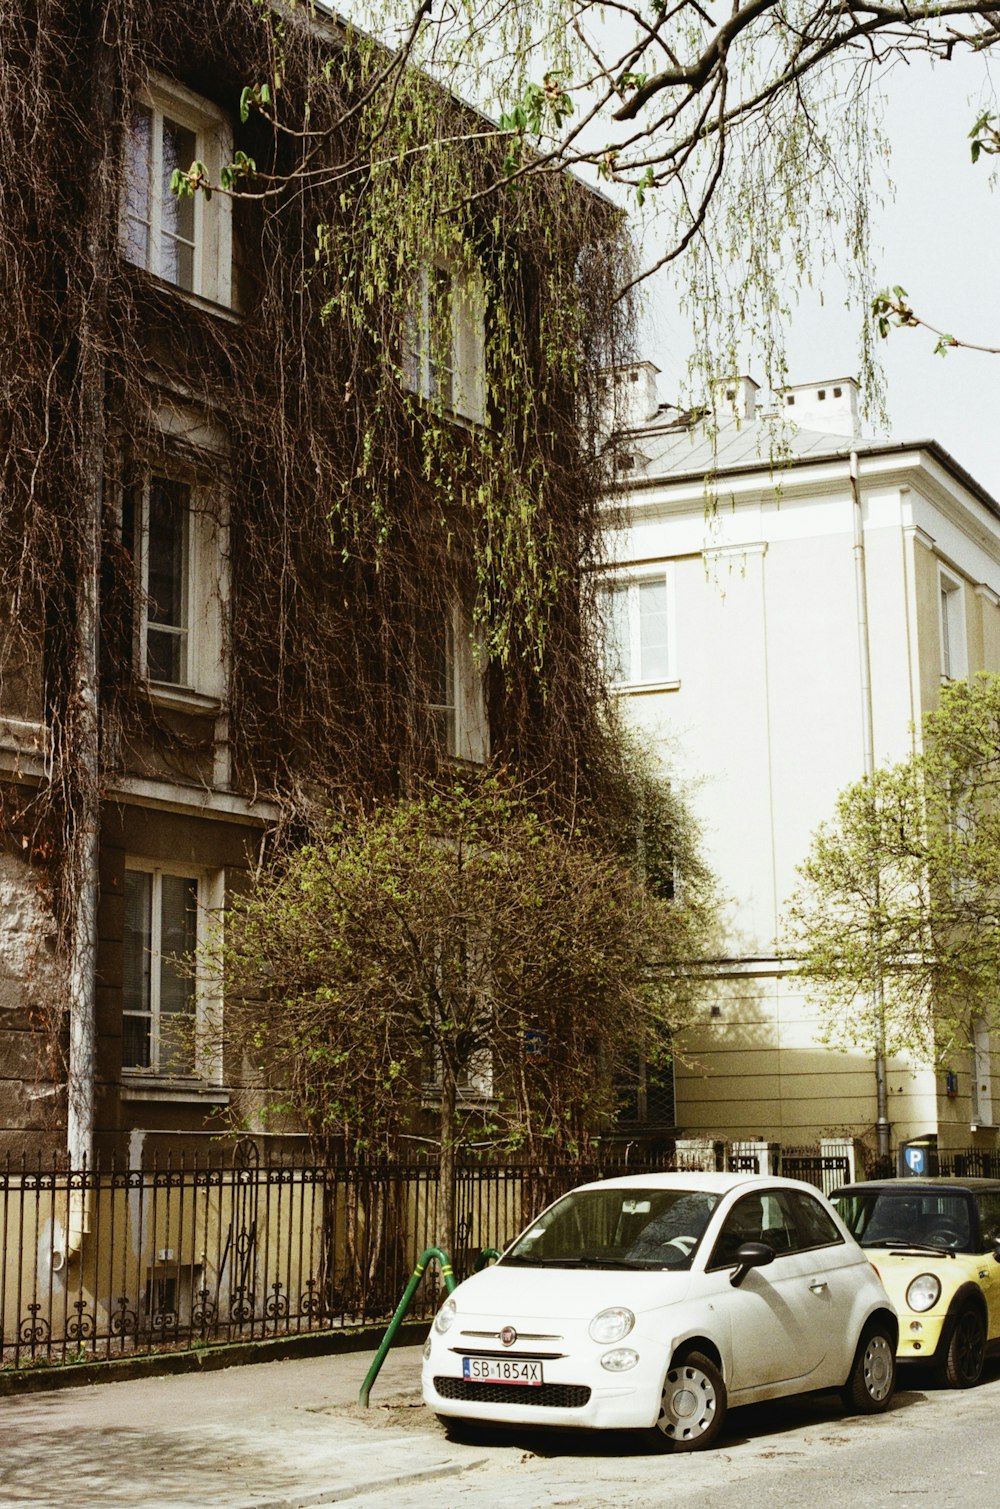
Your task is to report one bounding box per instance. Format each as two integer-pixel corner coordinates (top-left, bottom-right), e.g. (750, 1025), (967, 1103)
(783, 1190), (844, 1251)
(598, 570), (675, 688)
(122, 864), (222, 1079)
(972, 1018), (994, 1128)
(421, 606), (488, 763)
(403, 262), (485, 425)
(423, 1044), (494, 1101)
(939, 569), (967, 681)
(615, 1053), (675, 1127)
(426, 612), (458, 756)
(123, 79), (233, 306)
(121, 465), (225, 703)
(124, 474), (191, 687)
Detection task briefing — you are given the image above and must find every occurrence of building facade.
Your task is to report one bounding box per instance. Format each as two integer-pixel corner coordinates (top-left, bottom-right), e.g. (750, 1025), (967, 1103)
(605, 365), (1000, 1160)
(0, 2), (621, 1168)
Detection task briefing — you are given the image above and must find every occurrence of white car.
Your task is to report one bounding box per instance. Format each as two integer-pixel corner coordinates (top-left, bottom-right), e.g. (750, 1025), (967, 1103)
(423, 1172), (897, 1451)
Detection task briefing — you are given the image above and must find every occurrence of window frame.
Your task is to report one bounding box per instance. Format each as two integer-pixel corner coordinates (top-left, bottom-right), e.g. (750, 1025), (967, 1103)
(127, 472), (192, 689)
(403, 260), (486, 426)
(121, 859), (223, 1083)
(939, 566), (967, 683)
(422, 603), (488, 764)
(121, 459), (226, 706)
(122, 76), (234, 308)
(598, 565), (678, 691)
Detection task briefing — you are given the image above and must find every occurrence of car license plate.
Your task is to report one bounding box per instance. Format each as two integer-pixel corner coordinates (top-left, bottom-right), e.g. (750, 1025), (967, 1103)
(462, 1356), (544, 1385)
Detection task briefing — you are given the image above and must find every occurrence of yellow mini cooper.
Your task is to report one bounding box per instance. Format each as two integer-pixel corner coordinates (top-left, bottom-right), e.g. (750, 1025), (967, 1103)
(830, 1177), (1000, 1387)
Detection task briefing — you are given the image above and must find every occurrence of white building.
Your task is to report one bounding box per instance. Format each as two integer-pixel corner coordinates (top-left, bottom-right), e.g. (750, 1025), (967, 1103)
(604, 363), (1000, 1159)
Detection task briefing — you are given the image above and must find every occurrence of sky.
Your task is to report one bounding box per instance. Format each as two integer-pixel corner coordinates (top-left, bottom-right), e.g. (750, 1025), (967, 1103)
(640, 52), (1000, 499)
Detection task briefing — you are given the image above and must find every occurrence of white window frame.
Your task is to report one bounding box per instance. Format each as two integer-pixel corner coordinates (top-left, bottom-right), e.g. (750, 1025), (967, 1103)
(122, 76), (233, 307)
(122, 861), (223, 1084)
(939, 566), (967, 683)
(598, 566), (678, 691)
(130, 472), (191, 689)
(403, 260), (486, 426)
(426, 604), (489, 763)
(125, 462), (226, 705)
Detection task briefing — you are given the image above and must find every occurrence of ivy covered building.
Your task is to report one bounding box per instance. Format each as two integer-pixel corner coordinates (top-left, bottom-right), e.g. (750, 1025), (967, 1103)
(0, 0), (630, 1168)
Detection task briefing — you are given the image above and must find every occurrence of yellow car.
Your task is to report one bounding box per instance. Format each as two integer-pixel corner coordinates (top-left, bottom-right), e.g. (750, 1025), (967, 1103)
(830, 1177), (1000, 1387)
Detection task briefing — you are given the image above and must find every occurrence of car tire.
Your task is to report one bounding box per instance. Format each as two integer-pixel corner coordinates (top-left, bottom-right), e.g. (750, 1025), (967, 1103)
(648, 1350), (727, 1453)
(942, 1306), (987, 1388)
(841, 1323), (896, 1413)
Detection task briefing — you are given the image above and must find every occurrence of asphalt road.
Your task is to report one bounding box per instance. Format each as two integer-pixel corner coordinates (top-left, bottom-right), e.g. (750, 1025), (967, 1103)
(0, 1344), (996, 1508)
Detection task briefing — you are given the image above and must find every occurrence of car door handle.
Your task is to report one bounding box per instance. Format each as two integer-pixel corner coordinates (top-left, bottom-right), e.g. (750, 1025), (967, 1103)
(809, 1280), (828, 1293)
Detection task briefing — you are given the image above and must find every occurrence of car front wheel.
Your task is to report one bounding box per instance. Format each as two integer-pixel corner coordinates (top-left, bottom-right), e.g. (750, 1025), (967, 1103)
(649, 1350), (727, 1453)
(841, 1323), (896, 1413)
(943, 1306), (986, 1388)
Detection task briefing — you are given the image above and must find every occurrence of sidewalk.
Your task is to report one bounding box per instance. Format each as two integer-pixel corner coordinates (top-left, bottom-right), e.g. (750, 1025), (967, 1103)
(0, 1344), (479, 1509)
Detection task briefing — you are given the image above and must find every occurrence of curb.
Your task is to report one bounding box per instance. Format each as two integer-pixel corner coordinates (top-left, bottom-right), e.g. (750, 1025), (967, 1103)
(0, 1319), (427, 1397)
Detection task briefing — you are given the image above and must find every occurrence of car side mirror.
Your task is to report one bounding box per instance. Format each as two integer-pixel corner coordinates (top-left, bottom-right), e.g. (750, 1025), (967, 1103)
(730, 1240), (775, 1288)
(992, 1237), (1000, 1264)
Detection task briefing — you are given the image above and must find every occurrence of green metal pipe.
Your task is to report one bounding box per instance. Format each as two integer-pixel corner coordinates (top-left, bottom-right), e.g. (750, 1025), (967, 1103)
(358, 1245), (455, 1407)
(474, 1247), (501, 1270)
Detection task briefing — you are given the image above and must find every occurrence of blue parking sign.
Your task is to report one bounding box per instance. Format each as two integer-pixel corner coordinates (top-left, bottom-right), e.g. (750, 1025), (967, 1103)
(904, 1145), (926, 1175)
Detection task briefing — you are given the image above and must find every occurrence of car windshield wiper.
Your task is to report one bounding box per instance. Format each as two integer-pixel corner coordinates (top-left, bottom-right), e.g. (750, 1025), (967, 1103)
(502, 1255), (653, 1270)
(863, 1238), (956, 1256)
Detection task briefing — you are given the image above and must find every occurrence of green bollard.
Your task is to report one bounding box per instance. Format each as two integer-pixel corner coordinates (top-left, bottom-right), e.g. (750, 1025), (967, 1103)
(359, 1245), (455, 1407)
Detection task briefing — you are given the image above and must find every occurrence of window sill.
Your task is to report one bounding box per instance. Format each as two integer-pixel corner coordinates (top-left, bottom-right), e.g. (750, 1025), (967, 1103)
(420, 1088), (495, 1109)
(125, 264), (240, 323)
(613, 679), (681, 696)
(120, 1075), (230, 1106)
(146, 683), (224, 717)
(402, 387), (487, 433)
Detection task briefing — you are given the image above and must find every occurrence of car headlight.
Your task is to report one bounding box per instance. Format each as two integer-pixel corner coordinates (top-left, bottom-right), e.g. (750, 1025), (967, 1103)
(600, 1348), (639, 1372)
(433, 1297), (458, 1334)
(906, 1273), (941, 1313)
(589, 1306), (635, 1344)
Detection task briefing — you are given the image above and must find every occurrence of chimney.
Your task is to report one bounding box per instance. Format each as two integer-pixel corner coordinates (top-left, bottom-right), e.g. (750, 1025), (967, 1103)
(781, 378), (860, 437)
(713, 375), (758, 421)
(603, 361), (661, 428)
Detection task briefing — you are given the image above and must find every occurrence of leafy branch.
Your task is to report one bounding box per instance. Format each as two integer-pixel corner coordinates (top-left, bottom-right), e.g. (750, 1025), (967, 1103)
(872, 285), (1000, 357)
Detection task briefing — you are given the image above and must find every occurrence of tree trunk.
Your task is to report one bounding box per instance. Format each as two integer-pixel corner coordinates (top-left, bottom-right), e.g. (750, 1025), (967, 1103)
(437, 1069), (457, 1257)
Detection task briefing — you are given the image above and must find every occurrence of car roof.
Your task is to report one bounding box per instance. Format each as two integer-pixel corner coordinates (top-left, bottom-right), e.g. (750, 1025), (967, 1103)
(571, 1172), (829, 1196)
(832, 1178), (1000, 1194)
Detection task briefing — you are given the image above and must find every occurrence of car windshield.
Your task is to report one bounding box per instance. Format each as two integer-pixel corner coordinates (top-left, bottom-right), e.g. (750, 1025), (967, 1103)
(502, 1187), (720, 1271)
(831, 1189), (975, 1252)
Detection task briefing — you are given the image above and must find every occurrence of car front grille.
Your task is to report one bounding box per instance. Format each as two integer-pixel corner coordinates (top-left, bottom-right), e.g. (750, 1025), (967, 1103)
(434, 1377), (591, 1409)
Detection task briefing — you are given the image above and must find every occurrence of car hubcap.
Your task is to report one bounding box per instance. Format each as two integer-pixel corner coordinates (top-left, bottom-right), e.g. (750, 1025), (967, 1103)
(658, 1364), (718, 1440)
(862, 1334), (894, 1402)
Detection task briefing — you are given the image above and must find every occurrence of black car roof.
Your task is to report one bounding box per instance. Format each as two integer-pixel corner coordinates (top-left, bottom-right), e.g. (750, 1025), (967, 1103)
(831, 1178), (1000, 1194)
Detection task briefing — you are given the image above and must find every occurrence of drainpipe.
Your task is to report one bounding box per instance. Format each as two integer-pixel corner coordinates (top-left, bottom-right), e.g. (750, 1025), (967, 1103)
(51, 1188), (91, 1273)
(850, 449), (890, 1161)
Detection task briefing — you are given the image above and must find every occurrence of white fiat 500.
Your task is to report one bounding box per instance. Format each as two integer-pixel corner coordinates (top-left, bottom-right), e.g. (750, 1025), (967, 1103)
(423, 1172), (897, 1452)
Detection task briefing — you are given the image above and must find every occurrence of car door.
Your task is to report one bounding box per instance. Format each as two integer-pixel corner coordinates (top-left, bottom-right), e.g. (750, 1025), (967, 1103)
(781, 1187), (868, 1385)
(705, 1191), (828, 1392)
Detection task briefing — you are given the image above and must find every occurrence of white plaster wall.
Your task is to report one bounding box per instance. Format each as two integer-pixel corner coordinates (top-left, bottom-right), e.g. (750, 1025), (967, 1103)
(610, 450), (1000, 1146)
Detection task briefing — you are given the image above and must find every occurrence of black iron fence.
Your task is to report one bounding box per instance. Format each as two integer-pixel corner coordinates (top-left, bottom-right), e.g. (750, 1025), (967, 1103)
(5, 1135), (985, 1374)
(0, 1146), (670, 1372)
